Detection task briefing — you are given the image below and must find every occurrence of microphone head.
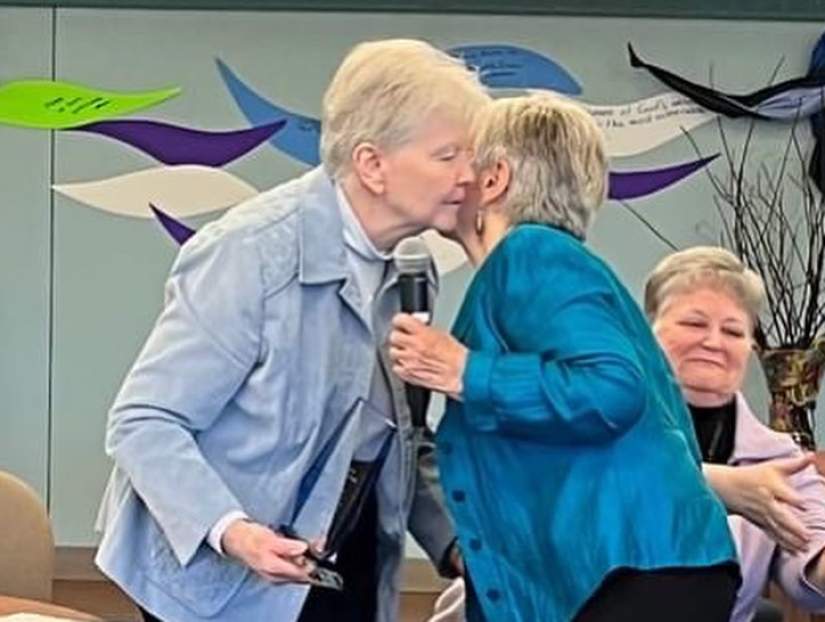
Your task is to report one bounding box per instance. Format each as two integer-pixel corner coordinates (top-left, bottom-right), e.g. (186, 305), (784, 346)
(393, 237), (432, 275)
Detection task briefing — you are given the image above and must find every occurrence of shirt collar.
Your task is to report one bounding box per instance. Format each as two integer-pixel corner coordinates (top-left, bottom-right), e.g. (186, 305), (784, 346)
(336, 184), (391, 263)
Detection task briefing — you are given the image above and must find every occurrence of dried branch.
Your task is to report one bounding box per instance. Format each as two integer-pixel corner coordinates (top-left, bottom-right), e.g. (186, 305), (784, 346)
(683, 112), (825, 349)
(616, 200), (679, 250)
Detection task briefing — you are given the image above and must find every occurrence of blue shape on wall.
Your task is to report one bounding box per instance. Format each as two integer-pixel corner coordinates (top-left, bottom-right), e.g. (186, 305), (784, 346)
(447, 44), (581, 94)
(216, 58), (321, 166)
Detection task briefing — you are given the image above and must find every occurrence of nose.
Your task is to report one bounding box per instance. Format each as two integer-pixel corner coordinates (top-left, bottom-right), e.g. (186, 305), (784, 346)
(701, 327), (723, 350)
(456, 151), (476, 185)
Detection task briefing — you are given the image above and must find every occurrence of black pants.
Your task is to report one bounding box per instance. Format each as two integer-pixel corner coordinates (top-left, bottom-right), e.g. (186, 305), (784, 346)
(140, 490), (378, 622)
(139, 607), (161, 622)
(573, 564), (740, 622)
(297, 488), (378, 622)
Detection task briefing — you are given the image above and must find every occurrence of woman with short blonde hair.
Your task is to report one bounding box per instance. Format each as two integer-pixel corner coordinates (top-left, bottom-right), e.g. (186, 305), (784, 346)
(471, 94), (608, 238)
(392, 94), (739, 622)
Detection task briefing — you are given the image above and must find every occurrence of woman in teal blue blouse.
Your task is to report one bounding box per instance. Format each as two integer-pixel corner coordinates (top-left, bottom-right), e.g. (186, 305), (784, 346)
(389, 94), (739, 622)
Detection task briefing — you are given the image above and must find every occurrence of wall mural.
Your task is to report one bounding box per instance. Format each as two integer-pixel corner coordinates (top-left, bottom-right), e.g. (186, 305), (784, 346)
(627, 37), (825, 448)
(8, 41), (799, 274)
(0, 79), (179, 127)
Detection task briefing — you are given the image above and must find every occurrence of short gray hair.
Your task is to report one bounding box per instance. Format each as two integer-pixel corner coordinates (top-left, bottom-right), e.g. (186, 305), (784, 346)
(472, 93), (608, 238)
(321, 38), (489, 178)
(644, 246), (766, 326)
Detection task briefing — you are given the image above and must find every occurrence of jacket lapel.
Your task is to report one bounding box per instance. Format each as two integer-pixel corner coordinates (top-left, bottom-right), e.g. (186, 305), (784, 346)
(730, 393), (801, 463)
(295, 167), (373, 333)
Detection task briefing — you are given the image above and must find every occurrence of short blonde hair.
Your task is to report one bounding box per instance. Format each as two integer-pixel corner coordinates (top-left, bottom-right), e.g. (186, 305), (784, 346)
(644, 246), (766, 326)
(472, 93), (608, 238)
(321, 39), (488, 178)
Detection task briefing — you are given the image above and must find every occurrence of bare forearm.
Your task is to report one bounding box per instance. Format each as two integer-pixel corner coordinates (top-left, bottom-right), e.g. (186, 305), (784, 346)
(702, 463), (731, 506)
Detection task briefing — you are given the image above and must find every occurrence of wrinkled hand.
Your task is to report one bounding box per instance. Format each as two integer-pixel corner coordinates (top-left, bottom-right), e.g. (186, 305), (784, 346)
(706, 455), (814, 553)
(221, 519), (314, 583)
(389, 314), (468, 400)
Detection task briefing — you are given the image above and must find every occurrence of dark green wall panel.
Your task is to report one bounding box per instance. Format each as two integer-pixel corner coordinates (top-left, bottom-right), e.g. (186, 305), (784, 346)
(3, 0), (825, 21)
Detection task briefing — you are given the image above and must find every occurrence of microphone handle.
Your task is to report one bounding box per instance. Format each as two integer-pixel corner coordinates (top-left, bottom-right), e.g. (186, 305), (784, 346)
(400, 273), (430, 322)
(399, 273), (431, 428)
(406, 387), (430, 429)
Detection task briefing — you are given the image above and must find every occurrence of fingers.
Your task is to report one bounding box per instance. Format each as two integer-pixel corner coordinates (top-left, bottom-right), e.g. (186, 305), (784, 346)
(256, 534), (316, 583)
(392, 362), (441, 390)
(775, 454), (815, 476)
(268, 535), (308, 558)
(388, 329), (417, 350)
(388, 315), (427, 361)
(389, 325), (435, 376)
(223, 521), (317, 584)
(767, 477), (807, 512)
(308, 536), (327, 556)
(256, 554), (315, 583)
(392, 313), (426, 334)
(389, 345), (411, 365)
(389, 314), (437, 353)
(764, 455), (812, 511)
(764, 500), (811, 554)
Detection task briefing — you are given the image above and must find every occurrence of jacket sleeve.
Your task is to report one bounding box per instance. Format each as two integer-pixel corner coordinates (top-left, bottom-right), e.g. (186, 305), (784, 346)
(104, 222), (267, 567)
(771, 461), (825, 610)
(461, 235), (646, 444)
(407, 270), (458, 575)
(407, 430), (458, 576)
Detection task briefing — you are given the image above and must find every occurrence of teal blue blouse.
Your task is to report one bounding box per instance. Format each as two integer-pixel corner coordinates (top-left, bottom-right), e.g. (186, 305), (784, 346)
(437, 224), (737, 621)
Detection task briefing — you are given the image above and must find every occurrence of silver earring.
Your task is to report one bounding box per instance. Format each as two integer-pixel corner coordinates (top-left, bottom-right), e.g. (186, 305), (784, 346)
(475, 211), (485, 234)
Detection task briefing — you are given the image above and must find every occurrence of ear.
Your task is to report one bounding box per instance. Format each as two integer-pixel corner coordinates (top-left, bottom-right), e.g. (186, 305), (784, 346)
(480, 159), (510, 206)
(351, 142), (385, 195)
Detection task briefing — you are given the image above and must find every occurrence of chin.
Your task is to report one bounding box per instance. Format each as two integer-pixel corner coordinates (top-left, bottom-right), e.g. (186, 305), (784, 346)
(429, 215), (458, 234)
(681, 372), (725, 391)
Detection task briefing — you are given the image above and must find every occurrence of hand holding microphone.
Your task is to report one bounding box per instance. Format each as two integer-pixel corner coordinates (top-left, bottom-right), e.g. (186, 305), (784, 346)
(393, 238), (434, 427)
(390, 237), (468, 411)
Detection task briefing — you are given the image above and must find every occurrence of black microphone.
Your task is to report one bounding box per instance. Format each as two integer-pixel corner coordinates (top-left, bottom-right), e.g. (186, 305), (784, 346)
(393, 237), (433, 429)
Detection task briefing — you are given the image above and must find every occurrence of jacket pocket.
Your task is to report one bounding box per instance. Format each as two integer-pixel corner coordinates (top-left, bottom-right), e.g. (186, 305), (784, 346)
(145, 524), (249, 618)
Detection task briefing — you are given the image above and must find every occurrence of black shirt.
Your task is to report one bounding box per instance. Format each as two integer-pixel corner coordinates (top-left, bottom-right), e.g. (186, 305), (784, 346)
(689, 399), (737, 465)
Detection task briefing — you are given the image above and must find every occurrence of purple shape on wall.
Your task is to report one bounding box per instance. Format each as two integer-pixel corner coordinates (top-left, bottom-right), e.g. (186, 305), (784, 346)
(150, 156), (718, 246)
(608, 154), (718, 200)
(150, 203), (196, 245)
(72, 119), (286, 166)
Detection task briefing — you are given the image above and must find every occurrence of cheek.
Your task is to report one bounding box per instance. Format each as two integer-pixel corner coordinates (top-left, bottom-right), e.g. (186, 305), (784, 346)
(657, 332), (691, 362)
(727, 347), (752, 377)
(428, 171), (452, 191)
(414, 168), (448, 194)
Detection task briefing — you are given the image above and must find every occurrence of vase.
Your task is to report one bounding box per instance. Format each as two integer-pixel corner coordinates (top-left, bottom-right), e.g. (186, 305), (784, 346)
(758, 336), (825, 450)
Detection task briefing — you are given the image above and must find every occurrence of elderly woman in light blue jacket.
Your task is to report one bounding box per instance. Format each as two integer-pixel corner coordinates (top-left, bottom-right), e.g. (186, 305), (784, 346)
(94, 38), (489, 622)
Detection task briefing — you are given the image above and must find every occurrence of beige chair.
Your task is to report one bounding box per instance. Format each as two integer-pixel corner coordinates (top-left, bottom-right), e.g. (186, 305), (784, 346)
(0, 470), (55, 601)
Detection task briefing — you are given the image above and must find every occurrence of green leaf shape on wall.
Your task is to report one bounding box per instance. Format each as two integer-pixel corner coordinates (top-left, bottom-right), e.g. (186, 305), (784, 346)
(0, 80), (181, 129)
